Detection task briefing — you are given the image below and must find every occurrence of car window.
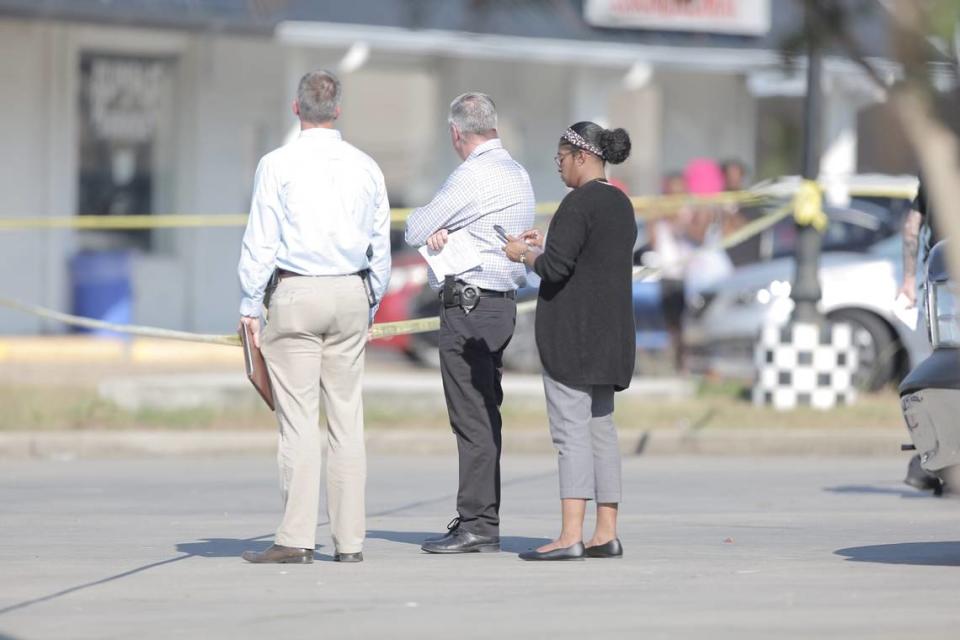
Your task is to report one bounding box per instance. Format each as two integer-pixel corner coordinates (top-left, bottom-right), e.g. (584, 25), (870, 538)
(766, 198), (903, 259)
(770, 216), (882, 258)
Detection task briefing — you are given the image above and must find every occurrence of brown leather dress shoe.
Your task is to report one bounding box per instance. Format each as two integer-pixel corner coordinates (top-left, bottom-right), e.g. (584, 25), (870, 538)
(241, 544), (313, 564)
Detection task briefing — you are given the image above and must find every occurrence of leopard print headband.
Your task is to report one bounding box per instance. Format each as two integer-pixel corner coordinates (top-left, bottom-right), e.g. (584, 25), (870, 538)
(561, 127), (604, 159)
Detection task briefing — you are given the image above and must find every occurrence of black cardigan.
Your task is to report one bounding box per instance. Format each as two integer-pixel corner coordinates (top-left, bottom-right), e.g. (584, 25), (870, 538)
(532, 180), (637, 391)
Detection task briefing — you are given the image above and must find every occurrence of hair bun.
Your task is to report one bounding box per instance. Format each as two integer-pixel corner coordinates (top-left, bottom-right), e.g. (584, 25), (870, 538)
(599, 128), (631, 164)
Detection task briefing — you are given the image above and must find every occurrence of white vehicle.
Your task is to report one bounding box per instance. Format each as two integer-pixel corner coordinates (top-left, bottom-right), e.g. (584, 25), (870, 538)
(685, 233), (929, 390)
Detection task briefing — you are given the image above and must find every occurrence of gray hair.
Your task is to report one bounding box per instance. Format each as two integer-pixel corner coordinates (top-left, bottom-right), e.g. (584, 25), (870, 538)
(296, 70), (341, 123)
(448, 92), (497, 135)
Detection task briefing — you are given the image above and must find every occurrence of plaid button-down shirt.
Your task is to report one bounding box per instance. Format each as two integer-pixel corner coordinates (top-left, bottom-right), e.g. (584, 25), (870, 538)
(405, 139), (535, 291)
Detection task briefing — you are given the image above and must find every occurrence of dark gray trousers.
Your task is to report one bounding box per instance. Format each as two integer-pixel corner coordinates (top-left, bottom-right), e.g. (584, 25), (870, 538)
(438, 296), (516, 537)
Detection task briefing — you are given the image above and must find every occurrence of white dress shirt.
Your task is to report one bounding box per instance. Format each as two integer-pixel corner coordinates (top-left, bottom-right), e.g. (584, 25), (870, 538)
(405, 138), (535, 291)
(238, 127), (391, 318)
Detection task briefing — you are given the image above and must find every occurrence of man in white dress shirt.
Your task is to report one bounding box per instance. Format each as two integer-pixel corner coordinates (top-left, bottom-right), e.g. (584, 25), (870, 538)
(238, 70), (391, 564)
(405, 93), (535, 553)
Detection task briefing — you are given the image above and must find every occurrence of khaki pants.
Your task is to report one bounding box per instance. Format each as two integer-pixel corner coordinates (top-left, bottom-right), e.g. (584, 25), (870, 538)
(260, 275), (368, 553)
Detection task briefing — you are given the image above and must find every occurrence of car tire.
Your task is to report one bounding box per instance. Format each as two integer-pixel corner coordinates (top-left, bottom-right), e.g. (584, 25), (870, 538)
(828, 309), (899, 391)
(404, 340), (440, 368)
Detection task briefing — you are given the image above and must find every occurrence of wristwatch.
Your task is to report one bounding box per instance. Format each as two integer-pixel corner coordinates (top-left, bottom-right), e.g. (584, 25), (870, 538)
(519, 248), (528, 265)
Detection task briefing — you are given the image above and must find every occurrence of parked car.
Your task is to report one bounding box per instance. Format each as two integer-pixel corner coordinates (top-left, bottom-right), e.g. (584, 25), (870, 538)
(684, 232), (930, 390)
(900, 240), (960, 487)
(722, 174), (916, 266)
(367, 249), (429, 358)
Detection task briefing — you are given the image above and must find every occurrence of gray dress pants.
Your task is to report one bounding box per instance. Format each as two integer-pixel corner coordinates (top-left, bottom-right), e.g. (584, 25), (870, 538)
(542, 372), (622, 503)
(438, 296), (516, 537)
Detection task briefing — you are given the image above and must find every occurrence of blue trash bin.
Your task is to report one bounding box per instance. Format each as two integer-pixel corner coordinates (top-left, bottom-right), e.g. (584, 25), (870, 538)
(69, 250), (133, 337)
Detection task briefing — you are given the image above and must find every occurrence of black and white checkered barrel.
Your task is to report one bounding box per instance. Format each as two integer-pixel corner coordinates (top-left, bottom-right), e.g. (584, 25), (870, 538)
(753, 320), (859, 410)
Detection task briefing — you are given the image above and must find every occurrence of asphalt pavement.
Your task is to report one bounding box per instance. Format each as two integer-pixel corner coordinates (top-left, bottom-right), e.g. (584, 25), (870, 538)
(2, 455), (959, 639)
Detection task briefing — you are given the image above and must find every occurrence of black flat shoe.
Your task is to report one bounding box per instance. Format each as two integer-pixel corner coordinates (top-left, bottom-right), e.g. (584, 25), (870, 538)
(585, 538), (623, 559)
(519, 542), (585, 561)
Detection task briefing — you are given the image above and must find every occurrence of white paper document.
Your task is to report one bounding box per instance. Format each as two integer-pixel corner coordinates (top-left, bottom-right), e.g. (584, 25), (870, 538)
(892, 293), (919, 331)
(417, 230), (482, 279)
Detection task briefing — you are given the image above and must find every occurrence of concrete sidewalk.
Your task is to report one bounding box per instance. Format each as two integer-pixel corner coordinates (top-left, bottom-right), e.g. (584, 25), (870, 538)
(96, 371), (696, 411)
(0, 426), (908, 459)
(1, 455), (958, 639)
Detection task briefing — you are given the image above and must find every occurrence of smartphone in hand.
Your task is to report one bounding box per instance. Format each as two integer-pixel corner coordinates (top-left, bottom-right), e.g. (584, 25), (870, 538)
(493, 224), (510, 243)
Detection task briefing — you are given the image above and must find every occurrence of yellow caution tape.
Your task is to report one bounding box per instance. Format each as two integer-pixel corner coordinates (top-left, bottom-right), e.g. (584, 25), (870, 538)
(0, 214), (250, 231)
(792, 180), (828, 232)
(717, 201), (794, 250)
(0, 297), (242, 346)
(0, 182), (917, 232)
(0, 189), (771, 232)
(370, 315), (439, 339)
(0, 199), (830, 343)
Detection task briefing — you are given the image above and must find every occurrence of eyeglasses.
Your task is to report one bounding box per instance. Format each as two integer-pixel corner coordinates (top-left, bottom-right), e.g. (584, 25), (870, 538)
(554, 151), (574, 169)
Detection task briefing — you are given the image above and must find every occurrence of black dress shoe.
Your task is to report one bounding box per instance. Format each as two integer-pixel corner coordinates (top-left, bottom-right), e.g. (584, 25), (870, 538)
(423, 517), (462, 543)
(334, 551), (363, 563)
(421, 528), (500, 554)
(585, 538), (623, 559)
(519, 542), (585, 561)
(904, 454), (942, 492)
(241, 544), (313, 564)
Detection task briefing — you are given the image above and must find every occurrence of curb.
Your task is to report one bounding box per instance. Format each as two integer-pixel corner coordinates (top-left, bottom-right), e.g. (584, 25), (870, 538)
(0, 427), (908, 459)
(96, 372), (696, 411)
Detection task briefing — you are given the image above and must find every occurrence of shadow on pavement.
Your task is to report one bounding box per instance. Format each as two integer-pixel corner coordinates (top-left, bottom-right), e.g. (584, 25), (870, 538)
(835, 541), (960, 566)
(823, 485), (931, 499)
(367, 530), (551, 554)
(175, 538), (336, 562)
(0, 472), (554, 616)
(176, 537), (273, 557)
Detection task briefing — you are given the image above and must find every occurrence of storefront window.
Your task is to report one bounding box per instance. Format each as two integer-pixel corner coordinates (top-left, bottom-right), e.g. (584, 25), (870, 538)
(77, 53), (175, 251)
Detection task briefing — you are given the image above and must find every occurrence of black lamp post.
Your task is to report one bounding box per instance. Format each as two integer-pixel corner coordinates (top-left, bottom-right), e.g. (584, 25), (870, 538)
(791, 8), (824, 324)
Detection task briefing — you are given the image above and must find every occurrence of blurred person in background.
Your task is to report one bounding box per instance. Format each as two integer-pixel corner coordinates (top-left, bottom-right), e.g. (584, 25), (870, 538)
(503, 121), (636, 561)
(681, 158), (734, 314)
(650, 171), (694, 372)
(405, 92), (535, 555)
(720, 158), (756, 266)
(721, 158), (748, 193)
(900, 178), (942, 309)
(899, 177), (946, 493)
(237, 69), (391, 565)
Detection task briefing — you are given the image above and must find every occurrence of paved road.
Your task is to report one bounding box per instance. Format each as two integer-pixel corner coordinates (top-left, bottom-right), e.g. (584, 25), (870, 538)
(2, 455), (959, 639)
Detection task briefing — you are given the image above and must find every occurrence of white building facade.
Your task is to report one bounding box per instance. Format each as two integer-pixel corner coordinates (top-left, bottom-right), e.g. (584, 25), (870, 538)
(0, 0), (907, 334)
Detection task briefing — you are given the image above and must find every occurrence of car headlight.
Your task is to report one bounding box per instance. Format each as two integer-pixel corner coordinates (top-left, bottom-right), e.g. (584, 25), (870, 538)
(929, 281), (960, 348)
(733, 280), (792, 307)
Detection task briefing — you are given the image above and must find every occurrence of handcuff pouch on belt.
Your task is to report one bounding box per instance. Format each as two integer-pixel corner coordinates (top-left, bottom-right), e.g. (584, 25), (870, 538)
(442, 274), (480, 314)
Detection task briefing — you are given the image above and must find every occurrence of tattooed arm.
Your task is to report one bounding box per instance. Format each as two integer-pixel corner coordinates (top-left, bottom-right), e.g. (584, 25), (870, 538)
(899, 209), (922, 306)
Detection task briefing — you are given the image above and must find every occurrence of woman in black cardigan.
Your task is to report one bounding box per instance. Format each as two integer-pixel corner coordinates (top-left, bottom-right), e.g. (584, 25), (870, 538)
(503, 122), (636, 561)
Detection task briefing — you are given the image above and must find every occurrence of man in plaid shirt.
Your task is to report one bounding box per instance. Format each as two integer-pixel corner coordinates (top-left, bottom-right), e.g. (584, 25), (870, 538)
(405, 92), (535, 554)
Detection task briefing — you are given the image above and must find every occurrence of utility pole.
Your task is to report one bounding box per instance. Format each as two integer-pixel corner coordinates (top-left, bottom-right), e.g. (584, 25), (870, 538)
(791, 5), (824, 323)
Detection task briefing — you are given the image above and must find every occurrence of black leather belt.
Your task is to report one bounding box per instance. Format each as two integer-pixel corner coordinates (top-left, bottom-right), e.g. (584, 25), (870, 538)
(439, 284), (517, 300)
(440, 279), (516, 313)
(475, 287), (516, 299)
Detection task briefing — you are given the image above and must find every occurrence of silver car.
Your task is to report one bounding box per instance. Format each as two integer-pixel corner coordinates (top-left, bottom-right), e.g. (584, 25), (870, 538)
(684, 229), (929, 390)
